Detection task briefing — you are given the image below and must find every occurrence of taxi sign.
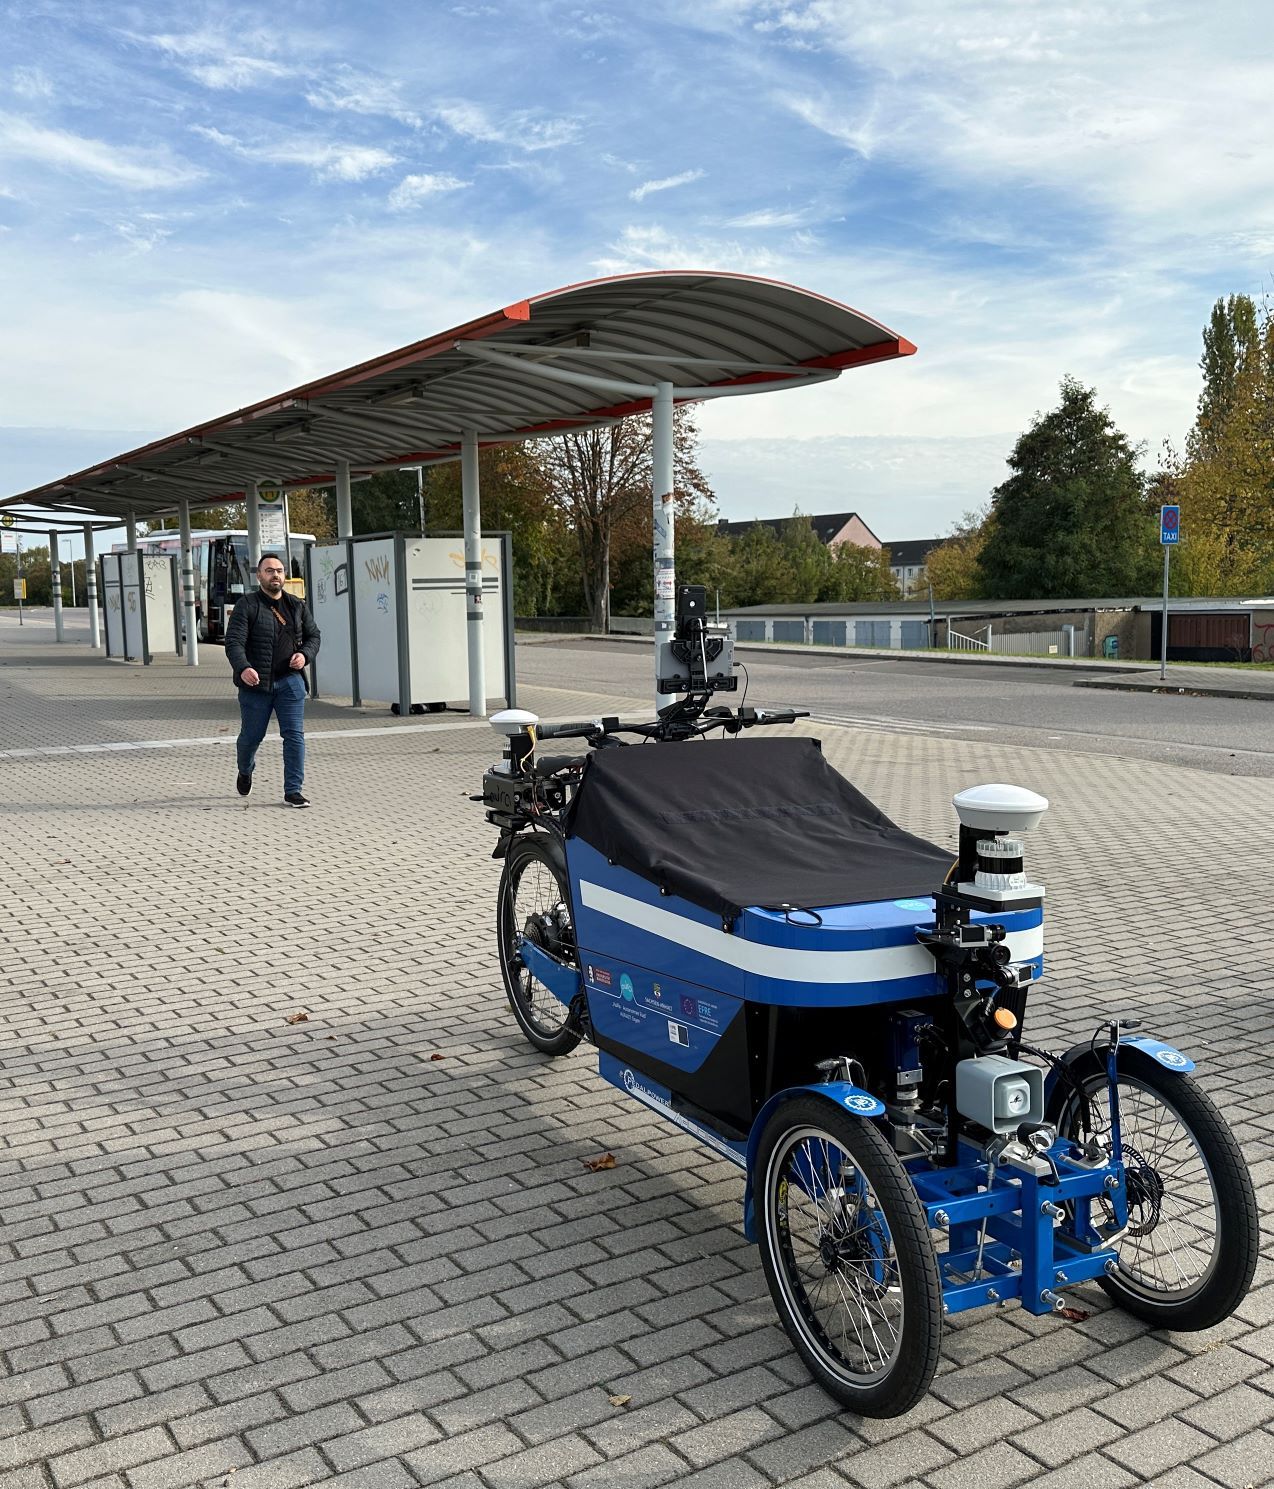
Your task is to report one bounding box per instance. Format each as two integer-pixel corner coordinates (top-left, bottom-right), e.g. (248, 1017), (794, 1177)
(1160, 505), (1180, 544)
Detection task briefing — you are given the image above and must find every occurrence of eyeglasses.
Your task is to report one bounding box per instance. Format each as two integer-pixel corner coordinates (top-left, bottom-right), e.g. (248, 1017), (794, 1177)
(260, 567), (285, 575)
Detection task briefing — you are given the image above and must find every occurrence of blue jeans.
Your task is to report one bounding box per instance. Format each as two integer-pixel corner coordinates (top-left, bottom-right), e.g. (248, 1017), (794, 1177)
(237, 673), (306, 795)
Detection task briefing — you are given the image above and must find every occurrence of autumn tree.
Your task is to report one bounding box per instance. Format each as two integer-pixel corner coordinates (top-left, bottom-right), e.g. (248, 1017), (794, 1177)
(532, 406), (713, 632)
(977, 378), (1157, 599)
(822, 541), (900, 601)
(1176, 295), (1274, 595)
(923, 507), (991, 600)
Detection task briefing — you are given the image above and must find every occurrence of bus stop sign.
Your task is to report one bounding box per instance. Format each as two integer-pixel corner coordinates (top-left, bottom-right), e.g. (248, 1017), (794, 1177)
(1160, 505), (1180, 544)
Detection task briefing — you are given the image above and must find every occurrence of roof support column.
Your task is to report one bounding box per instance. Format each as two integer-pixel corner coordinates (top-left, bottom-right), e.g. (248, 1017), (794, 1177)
(84, 525), (100, 650)
(335, 458), (352, 539)
(126, 512), (138, 553)
(245, 480), (261, 572)
(179, 499), (198, 667)
(652, 380), (676, 709)
(49, 528), (64, 642)
(461, 429), (486, 718)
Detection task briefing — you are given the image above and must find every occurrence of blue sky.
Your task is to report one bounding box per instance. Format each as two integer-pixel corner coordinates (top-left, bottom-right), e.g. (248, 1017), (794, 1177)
(2, 0), (1271, 554)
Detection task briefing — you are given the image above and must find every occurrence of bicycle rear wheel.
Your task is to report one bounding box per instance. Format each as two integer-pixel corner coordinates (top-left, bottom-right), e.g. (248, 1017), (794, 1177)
(496, 835), (582, 1056)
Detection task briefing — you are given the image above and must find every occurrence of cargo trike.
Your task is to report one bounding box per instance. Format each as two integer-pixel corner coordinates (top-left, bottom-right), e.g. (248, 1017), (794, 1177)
(479, 587), (1258, 1416)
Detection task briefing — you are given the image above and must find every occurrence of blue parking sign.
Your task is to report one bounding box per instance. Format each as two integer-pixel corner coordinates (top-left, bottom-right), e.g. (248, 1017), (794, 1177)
(1160, 505), (1180, 544)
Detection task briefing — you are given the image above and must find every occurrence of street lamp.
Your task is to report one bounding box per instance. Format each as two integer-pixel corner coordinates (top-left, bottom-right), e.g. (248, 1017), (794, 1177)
(61, 539), (76, 607)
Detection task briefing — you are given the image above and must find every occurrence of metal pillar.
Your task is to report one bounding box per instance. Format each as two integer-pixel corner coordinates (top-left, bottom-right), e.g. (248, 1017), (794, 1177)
(461, 430), (486, 718)
(335, 458), (353, 539)
(49, 528), (64, 641)
(179, 499), (198, 667)
(245, 479), (261, 572)
(126, 512), (138, 553)
(84, 526), (100, 649)
(652, 381), (676, 708)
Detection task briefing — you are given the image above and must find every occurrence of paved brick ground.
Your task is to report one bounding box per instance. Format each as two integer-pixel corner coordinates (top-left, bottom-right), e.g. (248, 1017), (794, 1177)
(1, 615), (1271, 1488)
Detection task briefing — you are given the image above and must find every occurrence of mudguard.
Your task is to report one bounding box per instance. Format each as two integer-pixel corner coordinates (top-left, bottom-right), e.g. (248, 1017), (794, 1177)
(1044, 1033), (1195, 1109)
(742, 1082), (886, 1243)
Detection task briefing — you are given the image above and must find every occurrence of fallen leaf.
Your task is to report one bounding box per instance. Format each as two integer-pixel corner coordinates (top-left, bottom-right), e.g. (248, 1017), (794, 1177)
(607, 1394), (631, 1407)
(325, 1036), (337, 1042)
(1057, 1306), (1090, 1322)
(582, 1152), (617, 1172)
(285, 1012), (309, 1025)
(429, 1052), (444, 1062)
(52, 859), (72, 865)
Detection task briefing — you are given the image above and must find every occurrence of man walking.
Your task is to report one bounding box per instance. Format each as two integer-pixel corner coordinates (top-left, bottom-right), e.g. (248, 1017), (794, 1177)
(226, 553), (321, 807)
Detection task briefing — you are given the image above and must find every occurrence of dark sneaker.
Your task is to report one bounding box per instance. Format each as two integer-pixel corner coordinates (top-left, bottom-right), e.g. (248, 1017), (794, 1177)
(236, 772), (252, 797)
(284, 792), (311, 808)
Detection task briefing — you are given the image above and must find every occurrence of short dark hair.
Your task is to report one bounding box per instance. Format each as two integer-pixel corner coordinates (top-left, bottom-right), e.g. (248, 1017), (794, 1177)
(257, 552), (285, 571)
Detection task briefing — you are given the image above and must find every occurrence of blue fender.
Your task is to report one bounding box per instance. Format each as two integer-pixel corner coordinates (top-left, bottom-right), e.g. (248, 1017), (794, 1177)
(741, 1082), (886, 1243)
(1044, 1033), (1195, 1107)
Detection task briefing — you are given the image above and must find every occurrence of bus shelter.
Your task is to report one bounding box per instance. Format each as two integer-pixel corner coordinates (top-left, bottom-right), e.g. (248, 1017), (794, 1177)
(0, 272), (915, 713)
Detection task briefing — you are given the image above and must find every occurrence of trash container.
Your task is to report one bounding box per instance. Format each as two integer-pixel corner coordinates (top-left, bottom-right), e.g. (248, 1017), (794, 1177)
(1102, 635), (1119, 659)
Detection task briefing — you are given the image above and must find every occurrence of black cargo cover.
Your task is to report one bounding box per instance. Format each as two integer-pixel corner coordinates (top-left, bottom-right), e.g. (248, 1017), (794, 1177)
(566, 736), (952, 923)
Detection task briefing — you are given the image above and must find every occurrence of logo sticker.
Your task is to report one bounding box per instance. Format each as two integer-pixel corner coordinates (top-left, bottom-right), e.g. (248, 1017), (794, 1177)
(843, 1094), (880, 1113)
(619, 974), (635, 1002)
(1155, 1049), (1189, 1068)
(667, 1021), (689, 1047)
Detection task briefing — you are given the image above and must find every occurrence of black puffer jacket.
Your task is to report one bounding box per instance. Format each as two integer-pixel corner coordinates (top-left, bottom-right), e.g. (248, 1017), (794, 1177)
(225, 590), (321, 693)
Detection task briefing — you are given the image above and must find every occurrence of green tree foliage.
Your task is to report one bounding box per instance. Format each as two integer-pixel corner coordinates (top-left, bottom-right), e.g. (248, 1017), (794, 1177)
(144, 504), (244, 534)
(976, 378), (1156, 599)
(352, 469), (423, 535)
(822, 540), (900, 602)
(923, 506), (991, 600)
(0, 542), (52, 605)
(726, 523), (794, 606)
(1174, 295), (1274, 595)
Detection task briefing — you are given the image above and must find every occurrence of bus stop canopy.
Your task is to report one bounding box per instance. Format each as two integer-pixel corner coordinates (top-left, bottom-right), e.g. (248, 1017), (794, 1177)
(1, 271), (914, 523)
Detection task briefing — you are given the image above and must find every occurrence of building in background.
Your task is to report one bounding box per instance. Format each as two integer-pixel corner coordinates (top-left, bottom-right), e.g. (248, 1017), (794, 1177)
(716, 511), (883, 549)
(882, 536), (944, 596)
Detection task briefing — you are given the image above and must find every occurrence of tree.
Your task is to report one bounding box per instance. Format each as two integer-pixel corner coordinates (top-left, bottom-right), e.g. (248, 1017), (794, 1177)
(923, 507), (990, 600)
(726, 522), (794, 607)
(779, 513), (830, 602)
(976, 378), (1157, 599)
(532, 406), (713, 632)
(426, 446), (582, 617)
(352, 469), (423, 535)
(822, 541), (900, 602)
(1175, 296), (1274, 595)
(287, 488), (336, 545)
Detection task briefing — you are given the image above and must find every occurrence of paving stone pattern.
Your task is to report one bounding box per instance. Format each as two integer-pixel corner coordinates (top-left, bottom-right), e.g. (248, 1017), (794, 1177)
(1, 619), (1271, 1488)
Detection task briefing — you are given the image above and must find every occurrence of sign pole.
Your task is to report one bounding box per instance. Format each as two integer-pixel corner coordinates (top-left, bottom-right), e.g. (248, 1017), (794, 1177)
(1159, 504), (1179, 682)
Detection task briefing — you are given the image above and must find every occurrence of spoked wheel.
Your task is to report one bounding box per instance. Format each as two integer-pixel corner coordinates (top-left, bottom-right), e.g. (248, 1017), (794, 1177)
(1053, 1064), (1258, 1330)
(755, 1097), (942, 1417)
(496, 835), (581, 1056)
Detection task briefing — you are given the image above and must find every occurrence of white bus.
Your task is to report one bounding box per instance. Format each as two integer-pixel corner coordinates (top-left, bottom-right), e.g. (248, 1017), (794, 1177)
(113, 530), (314, 642)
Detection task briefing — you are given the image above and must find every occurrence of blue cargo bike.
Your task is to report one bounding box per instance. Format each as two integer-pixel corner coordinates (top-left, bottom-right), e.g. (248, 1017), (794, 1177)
(479, 586), (1258, 1416)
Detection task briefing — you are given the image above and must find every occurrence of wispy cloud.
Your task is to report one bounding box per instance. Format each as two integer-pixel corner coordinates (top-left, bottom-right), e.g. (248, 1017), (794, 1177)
(10, 66), (53, 100)
(193, 126), (396, 182)
(146, 29), (295, 90)
(629, 169), (705, 203)
(0, 112), (201, 189)
(725, 206), (816, 229)
(595, 223), (779, 275)
(388, 172), (469, 209)
(433, 101), (579, 151)
(306, 72), (422, 129)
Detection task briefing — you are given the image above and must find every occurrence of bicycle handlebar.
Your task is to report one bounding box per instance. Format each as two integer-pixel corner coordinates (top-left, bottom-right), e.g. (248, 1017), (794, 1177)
(535, 706), (808, 744)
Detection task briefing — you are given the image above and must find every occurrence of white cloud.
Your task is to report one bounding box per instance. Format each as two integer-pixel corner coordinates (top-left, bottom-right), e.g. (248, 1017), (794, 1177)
(629, 169), (706, 203)
(0, 112), (202, 189)
(595, 223), (780, 275)
(11, 66), (53, 100)
(387, 172), (469, 210)
(193, 126), (396, 182)
(146, 29), (295, 90)
(305, 73), (422, 129)
(434, 100), (579, 151)
(726, 206), (815, 229)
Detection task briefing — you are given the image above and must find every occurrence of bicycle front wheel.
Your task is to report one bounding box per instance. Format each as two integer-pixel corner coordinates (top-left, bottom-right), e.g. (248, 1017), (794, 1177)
(1053, 1064), (1258, 1330)
(755, 1097), (942, 1417)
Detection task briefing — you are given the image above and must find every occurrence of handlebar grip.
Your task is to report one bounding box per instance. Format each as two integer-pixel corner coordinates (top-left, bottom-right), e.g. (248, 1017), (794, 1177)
(536, 720), (597, 740)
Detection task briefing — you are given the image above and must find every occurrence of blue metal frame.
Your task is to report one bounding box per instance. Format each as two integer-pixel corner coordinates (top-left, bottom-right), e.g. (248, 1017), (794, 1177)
(505, 832), (1177, 1326)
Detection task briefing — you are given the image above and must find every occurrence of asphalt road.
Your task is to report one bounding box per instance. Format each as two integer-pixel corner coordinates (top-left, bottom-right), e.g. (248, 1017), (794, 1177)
(518, 639), (1274, 778)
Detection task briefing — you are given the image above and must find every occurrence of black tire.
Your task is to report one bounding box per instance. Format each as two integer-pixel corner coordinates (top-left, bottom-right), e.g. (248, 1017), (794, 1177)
(755, 1097), (943, 1417)
(1052, 1062), (1258, 1330)
(496, 835), (582, 1056)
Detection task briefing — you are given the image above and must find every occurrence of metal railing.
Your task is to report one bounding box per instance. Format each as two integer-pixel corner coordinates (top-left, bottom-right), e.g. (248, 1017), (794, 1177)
(947, 625), (992, 652)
